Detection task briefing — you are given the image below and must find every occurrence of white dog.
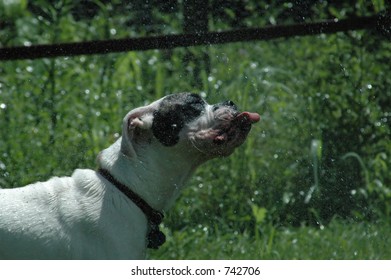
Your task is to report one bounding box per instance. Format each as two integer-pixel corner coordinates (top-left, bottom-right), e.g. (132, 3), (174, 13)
(0, 93), (259, 259)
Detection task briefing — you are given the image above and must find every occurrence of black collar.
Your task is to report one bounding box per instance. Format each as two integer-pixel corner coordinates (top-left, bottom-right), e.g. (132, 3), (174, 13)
(97, 168), (166, 249)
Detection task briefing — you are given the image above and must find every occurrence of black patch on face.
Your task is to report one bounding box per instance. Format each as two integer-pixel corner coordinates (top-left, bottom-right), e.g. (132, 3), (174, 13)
(152, 93), (206, 146)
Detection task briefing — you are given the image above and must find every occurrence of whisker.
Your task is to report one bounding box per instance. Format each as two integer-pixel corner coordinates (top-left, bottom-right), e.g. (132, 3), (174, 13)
(189, 137), (208, 155)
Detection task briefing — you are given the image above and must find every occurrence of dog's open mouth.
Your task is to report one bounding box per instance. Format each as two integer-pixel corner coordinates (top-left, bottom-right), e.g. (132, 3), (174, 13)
(213, 111), (260, 145)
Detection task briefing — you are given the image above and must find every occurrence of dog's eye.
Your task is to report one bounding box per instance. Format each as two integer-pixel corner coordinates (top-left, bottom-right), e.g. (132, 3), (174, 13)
(213, 100), (238, 111)
(222, 100), (237, 109)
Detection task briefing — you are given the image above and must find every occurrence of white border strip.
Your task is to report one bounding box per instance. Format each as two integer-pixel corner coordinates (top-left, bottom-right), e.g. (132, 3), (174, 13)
(1, 260), (390, 280)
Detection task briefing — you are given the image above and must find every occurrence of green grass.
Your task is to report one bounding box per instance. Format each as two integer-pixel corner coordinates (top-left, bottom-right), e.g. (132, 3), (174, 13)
(149, 219), (391, 259)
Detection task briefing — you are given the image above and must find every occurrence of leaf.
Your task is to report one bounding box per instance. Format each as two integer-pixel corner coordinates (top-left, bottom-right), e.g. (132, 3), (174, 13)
(311, 139), (322, 162)
(371, 0), (385, 13)
(251, 204), (267, 224)
(0, 0), (27, 18)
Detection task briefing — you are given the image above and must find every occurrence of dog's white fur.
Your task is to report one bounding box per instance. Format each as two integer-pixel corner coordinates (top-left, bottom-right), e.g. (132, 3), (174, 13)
(0, 93), (259, 259)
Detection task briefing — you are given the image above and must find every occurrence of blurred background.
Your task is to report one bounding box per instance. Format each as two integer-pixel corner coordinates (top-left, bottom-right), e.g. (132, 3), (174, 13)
(0, 0), (390, 259)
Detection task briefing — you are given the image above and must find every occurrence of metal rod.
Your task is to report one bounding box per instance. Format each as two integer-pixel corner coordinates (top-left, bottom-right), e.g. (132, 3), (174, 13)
(0, 14), (383, 61)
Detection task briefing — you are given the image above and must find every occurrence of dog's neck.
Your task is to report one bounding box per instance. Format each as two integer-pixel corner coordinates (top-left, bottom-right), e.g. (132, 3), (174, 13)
(97, 138), (205, 211)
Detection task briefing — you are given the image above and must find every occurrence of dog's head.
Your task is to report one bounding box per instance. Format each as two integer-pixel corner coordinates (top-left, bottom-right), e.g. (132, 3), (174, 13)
(120, 93), (259, 160)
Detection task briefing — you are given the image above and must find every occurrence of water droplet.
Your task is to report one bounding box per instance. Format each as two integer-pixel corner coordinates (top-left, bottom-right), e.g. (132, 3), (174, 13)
(148, 56), (157, 65)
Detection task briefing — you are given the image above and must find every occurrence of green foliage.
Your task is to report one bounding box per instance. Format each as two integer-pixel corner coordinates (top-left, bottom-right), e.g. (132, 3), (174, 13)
(0, 0), (390, 259)
(149, 218), (391, 259)
(0, 0), (27, 19)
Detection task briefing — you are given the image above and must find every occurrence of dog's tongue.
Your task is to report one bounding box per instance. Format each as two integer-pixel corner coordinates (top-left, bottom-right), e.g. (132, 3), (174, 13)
(236, 112), (260, 124)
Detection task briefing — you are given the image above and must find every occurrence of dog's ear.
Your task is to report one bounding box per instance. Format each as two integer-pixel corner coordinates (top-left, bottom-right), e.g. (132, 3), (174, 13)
(120, 104), (157, 158)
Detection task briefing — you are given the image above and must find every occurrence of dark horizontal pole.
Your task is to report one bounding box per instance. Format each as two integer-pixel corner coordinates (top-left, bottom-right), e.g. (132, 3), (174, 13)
(0, 14), (383, 61)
